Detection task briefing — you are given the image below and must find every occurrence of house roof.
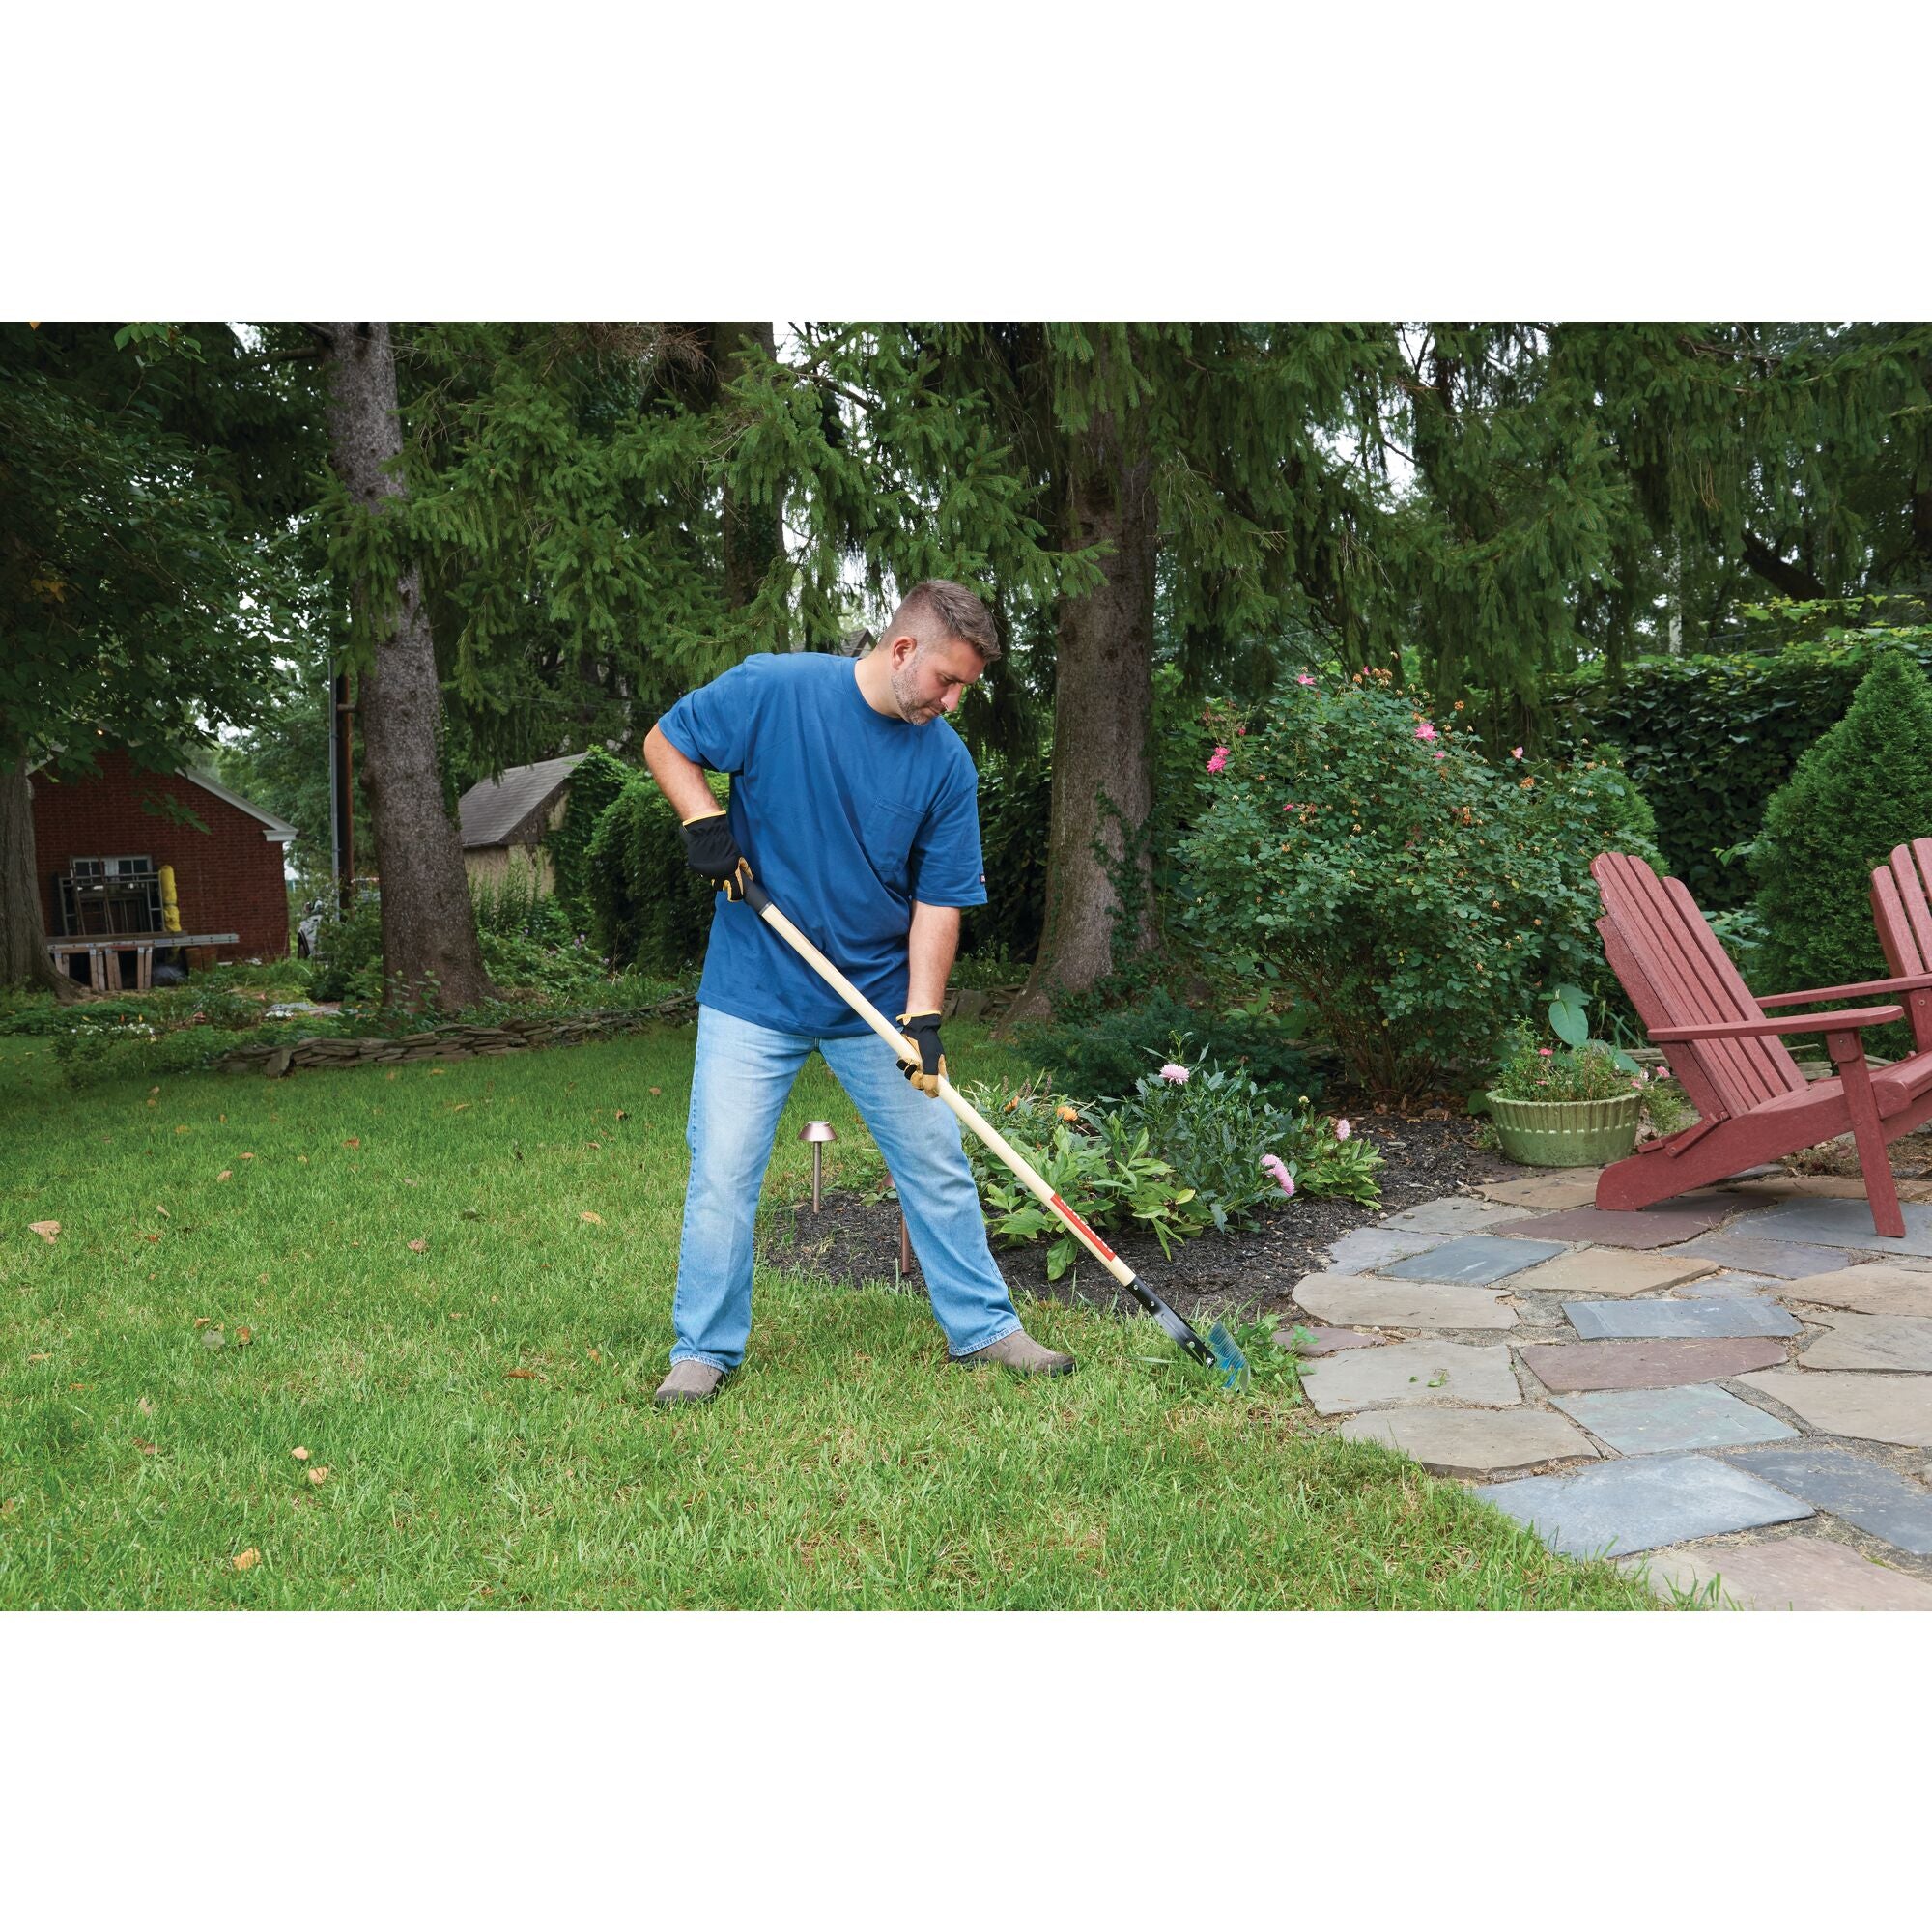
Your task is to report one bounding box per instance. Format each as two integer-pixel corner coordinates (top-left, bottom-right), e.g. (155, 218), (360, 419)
(456, 753), (589, 849)
(181, 768), (298, 844)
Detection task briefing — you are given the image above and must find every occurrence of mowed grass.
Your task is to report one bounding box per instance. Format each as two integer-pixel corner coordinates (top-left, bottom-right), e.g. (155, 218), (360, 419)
(0, 1020), (1661, 1610)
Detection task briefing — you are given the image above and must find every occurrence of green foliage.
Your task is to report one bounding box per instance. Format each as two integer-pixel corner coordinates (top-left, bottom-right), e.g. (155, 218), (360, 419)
(1009, 986), (1317, 1103)
(546, 749), (631, 923)
(1551, 615), (1932, 907)
(958, 755), (1052, 965)
(1752, 651), (1932, 1037)
(585, 770), (728, 973)
(1174, 670), (1663, 1100)
(1490, 1019), (1641, 1103)
(307, 895), (384, 1004)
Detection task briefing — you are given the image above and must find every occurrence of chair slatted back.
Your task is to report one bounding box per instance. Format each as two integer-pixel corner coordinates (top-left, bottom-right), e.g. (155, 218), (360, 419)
(1871, 840), (1932, 1049)
(1592, 852), (1804, 1122)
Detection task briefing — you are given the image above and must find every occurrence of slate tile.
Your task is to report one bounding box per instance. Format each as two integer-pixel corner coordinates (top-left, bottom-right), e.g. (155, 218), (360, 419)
(1520, 1336), (1788, 1392)
(1322, 1228), (1448, 1276)
(1563, 1297), (1799, 1340)
(1376, 1235), (1566, 1285)
(1505, 1248), (1717, 1298)
(1478, 1174), (1602, 1212)
(1732, 1196), (1932, 1256)
(1299, 1339), (1520, 1416)
(1668, 1233), (1865, 1279)
(1473, 1454), (1812, 1559)
(1296, 1326), (1384, 1356)
(1338, 1407), (1599, 1477)
(1549, 1384), (1799, 1455)
(1776, 1264), (1932, 1318)
(1798, 1313), (1932, 1372)
(1292, 1273), (1517, 1330)
(1621, 1535), (1932, 1610)
(1377, 1197), (1527, 1237)
(1492, 1202), (1739, 1249)
(1732, 1369), (1932, 1448)
(1724, 1443), (1932, 1555)
(1683, 1272), (1791, 1300)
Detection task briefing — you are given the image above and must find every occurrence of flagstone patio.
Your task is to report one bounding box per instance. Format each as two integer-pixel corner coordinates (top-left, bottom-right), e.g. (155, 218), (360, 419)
(1287, 1169), (1932, 1610)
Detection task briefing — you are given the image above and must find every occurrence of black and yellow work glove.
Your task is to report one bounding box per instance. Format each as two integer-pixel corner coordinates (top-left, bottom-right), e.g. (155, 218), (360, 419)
(896, 1009), (947, 1098)
(679, 810), (753, 902)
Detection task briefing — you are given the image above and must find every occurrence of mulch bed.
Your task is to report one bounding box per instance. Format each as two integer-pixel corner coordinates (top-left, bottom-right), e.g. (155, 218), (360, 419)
(757, 1113), (1520, 1326)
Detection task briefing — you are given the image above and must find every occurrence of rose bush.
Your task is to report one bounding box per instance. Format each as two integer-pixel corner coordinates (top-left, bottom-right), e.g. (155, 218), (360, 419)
(1173, 668), (1661, 1100)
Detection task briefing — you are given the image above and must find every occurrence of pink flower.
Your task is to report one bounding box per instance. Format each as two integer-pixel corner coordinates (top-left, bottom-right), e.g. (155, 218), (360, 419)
(1538, 1047), (1553, 1057)
(1415, 722), (1437, 742)
(1334, 1119), (1351, 1141)
(1261, 1153), (1295, 1197)
(1235, 725), (1247, 736)
(1158, 1063), (1190, 1085)
(1296, 674), (1317, 687)
(1512, 746), (1524, 760)
(1207, 746), (1229, 774)
(1434, 752), (1446, 761)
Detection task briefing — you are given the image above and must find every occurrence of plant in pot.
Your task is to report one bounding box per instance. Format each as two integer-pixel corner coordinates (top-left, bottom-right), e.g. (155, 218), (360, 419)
(1484, 984), (1651, 1168)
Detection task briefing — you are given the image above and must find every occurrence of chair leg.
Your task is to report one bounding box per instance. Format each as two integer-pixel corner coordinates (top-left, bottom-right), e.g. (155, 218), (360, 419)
(1829, 1029), (1906, 1238)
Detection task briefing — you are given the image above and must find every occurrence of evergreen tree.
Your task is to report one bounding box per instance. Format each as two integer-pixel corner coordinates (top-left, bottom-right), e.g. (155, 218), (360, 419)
(1752, 650), (1932, 1004)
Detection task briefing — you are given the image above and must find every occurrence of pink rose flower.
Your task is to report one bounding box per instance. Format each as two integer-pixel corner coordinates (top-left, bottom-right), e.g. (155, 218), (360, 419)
(1415, 722), (1437, 742)
(1207, 746), (1229, 774)
(1158, 1063), (1190, 1085)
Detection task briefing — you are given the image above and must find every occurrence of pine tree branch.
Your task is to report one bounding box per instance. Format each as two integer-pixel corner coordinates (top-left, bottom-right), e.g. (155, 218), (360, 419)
(1741, 528), (1830, 601)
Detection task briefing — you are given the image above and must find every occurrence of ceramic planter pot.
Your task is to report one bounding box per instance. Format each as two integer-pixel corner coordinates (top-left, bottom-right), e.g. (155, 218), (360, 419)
(1486, 1089), (1641, 1167)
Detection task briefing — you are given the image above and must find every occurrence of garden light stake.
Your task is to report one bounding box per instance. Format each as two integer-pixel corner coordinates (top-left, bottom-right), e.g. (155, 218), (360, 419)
(743, 879), (1249, 1389)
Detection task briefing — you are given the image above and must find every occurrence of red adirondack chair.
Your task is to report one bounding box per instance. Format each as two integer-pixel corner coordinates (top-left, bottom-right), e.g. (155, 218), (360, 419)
(1591, 852), (1932, 1238)
(1870, 839), (1932, 1052)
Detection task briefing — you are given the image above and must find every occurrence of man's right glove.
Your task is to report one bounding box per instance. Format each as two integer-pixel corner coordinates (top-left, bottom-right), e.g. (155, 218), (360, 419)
(679, 809), (753, 901)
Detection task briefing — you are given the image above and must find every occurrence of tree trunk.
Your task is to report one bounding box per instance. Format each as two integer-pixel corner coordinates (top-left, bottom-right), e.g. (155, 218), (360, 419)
(0, 757), (81, 1000)
(319, 323), (495, 1011)
(1007, 395), (1158, 1022)
(713, 323), (784, 615)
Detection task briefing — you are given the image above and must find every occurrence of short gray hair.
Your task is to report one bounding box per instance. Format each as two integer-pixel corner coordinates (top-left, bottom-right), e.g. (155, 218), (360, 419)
(885, 579), (1003, 663)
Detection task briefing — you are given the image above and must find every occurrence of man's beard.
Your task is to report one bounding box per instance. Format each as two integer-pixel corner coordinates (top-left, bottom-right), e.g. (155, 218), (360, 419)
(890, 657), (935, 722)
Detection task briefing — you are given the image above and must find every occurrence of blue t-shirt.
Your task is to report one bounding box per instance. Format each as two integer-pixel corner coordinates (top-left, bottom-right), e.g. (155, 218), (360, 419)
(657, 652), (988, 1037)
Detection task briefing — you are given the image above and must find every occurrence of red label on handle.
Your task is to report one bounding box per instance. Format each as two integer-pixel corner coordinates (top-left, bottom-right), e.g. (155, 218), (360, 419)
(1049, 1193), (1117, 1263)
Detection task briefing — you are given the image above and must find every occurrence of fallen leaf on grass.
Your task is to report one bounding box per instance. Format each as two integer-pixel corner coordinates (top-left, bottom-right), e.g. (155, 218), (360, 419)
(232, 1549), (260, 1572)
(28, 1221), (60, 1243)
(143, 1233), (160, 1243)
(138, 1396), (154, 1414)
(291, 1446), (310, 1461)
(648, 1087), (662, 1096)
(193, 1317), (211, 1328)
(217, 1171), (233, 1182)
(27, 1352), (51, 1363)
(155, 1204), (170, 1218)
(343, 1137), (360, 1149)
(236, 1326), (252, 1346)
(306, 1465), (330, 1485)
(149, 1087), (160, 1096)
(580, 1211), (603, 1225)
(241, 1152), (255, 1161)
(614, 1110), (628, 1122)
(133, 1438), (157, 1455)
(503, 1368), (536, 1379)
(451, 1103), (470, 1113)
(407, 1238), (428, 1253)
(175, 1125), (190, 1135)
(298, 1154), (308, 1164)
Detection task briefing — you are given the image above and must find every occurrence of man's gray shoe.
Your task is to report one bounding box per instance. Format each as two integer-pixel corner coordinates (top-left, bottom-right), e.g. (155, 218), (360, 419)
(654, 1360), (725, 1406)
(954, 1329), (1075, 1378)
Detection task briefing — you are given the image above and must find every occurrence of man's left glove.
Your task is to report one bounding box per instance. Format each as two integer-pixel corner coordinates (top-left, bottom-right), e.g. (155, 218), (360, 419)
(895, 1010), (947, 1098)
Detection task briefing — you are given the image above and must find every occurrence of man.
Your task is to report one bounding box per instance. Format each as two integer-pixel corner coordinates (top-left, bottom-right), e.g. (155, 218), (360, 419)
(642, 579), (1074, 1406)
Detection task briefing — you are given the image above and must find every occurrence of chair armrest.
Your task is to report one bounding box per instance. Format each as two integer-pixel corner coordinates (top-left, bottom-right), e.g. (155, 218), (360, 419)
(1760, 972), (1932, 1008)
(1651, 1005), (1905, 1041)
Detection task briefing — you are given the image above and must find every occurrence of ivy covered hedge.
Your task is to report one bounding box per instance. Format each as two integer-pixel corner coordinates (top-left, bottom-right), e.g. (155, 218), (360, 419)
(1550, 620), (1932, 907)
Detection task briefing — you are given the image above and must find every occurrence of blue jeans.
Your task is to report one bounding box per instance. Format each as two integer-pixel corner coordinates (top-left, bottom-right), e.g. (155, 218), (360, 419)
(670, 1004), (1023, 1372)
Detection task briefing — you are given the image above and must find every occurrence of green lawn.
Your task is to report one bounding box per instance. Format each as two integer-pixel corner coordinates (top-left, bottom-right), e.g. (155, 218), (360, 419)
(0, 1018), (1662, 1609)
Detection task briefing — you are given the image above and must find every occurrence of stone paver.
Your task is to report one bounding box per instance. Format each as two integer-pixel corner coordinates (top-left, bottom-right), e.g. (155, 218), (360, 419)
(1621, 1535), (1932, 1610)
(1375, 1236), (1567, 1285)
(1296, 1326), (1384, 1356)
(1683, 1272), (1790, 1300)
(1338, 1407), (1599, 1477)
(1322, 1227), (1448, 1276)
(1549, 1384), (1798, 1455)
(1377, 1196), (1527, 1237)
(1492, 1201), (1740, 1250)
(1776, 1264), (1932, 1318)
(1722, 1175), (1874, 1203)
(1736, 1195), (1932, 1256)
(1478, 1173), (1602, 1212)
(1300, 1339), (1520, 1416)
(1504, 1247), (1717, 1298)
(1563, 1297), (1799, 1340)
(1291, 1273), (1517, 1330)
(1520, 1336), (1788, 1392)
(1725, 1444), (1932, 1556)
(1798, 1314), (1932, 1372)
(1668, 1233), (1861, 1279)
(1732, 1369), (1932, 1448)
(1474, 1454), (1812, 1559)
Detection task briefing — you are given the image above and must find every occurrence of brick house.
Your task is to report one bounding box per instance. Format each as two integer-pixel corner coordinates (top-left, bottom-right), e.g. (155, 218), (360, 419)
(30, 749), (297, 981)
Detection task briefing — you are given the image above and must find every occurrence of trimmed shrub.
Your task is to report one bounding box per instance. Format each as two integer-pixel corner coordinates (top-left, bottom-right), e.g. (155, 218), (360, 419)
(1752, 650), (1932, 1037)
(547, 748), (632, 923)
(586, 769), (728, 973)
(1174, 669), (1662, 1100)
